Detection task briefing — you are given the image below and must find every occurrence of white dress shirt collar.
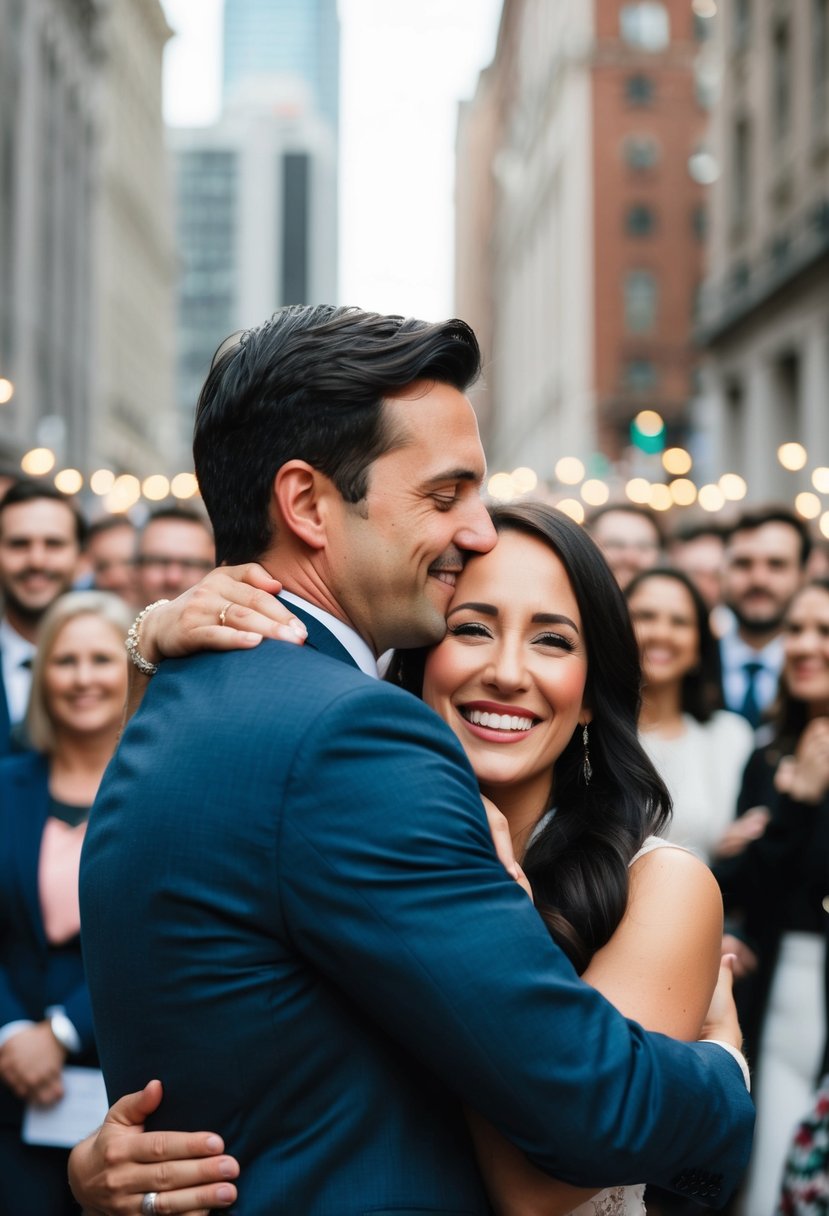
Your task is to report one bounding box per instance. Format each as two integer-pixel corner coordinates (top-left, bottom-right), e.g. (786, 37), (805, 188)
(0, 617), (36, 724)
(279, 591), (379, 679)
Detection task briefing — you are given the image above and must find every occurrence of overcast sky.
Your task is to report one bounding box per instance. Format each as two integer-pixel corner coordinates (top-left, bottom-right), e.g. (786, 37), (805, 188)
(160, 0), (502, 319)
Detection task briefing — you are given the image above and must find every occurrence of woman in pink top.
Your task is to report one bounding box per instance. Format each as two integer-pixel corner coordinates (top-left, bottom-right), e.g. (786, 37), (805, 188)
(0, 591), (130, 1216)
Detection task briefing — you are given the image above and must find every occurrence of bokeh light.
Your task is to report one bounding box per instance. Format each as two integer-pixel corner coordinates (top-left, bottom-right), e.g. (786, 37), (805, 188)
(649, 484), (672, 512)
(54, 468), (83, 495)
(556, 498), (585, 524)
(625, 478), (651, 505)
(142, 474), (171, 501)
(698, 484), (725, 512)
(487, 472), (514, 501)
(719, 473), (747, 501)
(511, 466), (538, 495)
(820, 512), (829, 541)
(778, 442), (808, 471)
(663, 447), (692, 476)
(795, 492), (822, 520)
(0, 378), (14, 404)
(90, 469), (116, 496)
(170, 472), (199, 499)
(104, 474), (141, 514)
(555, 456), (585, 485)
(692, 0), (717, 16)
(21, 447), (56, 476)
(812, 467), (829, 494)
(581, 479), (610, 507)
(633, 410), (664, 437)
(669, 478), (698, 506)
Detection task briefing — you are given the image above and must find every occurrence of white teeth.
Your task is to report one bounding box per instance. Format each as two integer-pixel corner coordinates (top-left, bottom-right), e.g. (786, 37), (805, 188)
(466, 709), (534, 732)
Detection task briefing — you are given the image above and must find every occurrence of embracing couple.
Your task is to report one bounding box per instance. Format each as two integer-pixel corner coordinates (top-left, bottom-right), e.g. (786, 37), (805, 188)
(71, 306), (752, 1215)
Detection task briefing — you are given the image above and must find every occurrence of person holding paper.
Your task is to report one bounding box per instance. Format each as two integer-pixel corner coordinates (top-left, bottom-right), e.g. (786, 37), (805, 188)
(0, 591), (131, 1215)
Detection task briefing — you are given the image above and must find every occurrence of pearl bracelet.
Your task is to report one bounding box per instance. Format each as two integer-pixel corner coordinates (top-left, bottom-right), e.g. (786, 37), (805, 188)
(125, 599), (171, 676)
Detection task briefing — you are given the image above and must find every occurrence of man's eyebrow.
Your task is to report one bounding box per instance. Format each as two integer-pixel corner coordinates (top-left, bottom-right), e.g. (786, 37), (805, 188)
(422, 468), (481, 487)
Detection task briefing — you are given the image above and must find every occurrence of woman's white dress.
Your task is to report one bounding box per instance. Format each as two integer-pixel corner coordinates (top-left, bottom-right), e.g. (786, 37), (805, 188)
(564, 836), (681, 1216)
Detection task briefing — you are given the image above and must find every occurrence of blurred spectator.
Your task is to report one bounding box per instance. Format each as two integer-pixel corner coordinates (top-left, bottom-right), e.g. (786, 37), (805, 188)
(84, 518), (137, 604)
(626, 567), (753, 861)
(133, 507), (214, 605)
(714, 579), (829, 1214)
(719, 507), (811, 729)
(668, 521), (727, 613)
(807, 539), (829, 583)
(585, 503), (662, 589)
(0, 482), (86, 757)
(0, 590), (131, 1215)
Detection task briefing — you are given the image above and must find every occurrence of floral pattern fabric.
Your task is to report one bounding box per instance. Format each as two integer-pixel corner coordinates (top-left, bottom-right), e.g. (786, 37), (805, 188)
(776, 1075), (829, 1215)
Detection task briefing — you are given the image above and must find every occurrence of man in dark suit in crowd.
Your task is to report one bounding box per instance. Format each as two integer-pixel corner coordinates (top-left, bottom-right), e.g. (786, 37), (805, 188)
(77, 307), (753, 1215)
(0, 481), (85, 755)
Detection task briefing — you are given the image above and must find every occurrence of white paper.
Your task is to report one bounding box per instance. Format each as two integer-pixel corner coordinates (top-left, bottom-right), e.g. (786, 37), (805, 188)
(21, 1066), (109, 1148)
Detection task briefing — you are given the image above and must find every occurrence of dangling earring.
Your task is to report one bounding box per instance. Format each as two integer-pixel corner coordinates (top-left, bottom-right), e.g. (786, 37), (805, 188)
(582, 723), (592, 785)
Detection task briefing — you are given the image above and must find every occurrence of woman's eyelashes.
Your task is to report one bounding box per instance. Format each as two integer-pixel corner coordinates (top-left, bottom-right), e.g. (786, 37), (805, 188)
(447, 621), (576, 651)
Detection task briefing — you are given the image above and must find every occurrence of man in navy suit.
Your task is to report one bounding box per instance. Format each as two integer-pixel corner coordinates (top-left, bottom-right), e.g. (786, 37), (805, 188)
(77, 306), (753, 1214)
(0, 481), (85, 756)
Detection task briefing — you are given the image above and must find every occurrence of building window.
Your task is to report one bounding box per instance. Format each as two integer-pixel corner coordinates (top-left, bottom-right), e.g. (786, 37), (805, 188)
(734, 0), (751, 51)
(624, 359), (658, 392)
(623, 134), (660, 170)
(620, 3), (670, 50)
(281, 152), (310, 304)
(772, 19), (792, 142)
(625, 74), (655, 106)
(624, 270), (658, 333)
(732, 116), (750, 232)
(625, 203), (656, 236)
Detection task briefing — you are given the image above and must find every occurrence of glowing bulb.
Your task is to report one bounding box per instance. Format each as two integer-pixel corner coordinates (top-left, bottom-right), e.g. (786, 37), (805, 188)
(795, 492), (821, 520)
(142, 474), (171, 501)
(581, 479), (610, 507)
(778, 442), (807, 471)
(0, 378), (13, 404)
(104, 474), (141, 514)
(719, 473), (747, 501)
(90, 469), (115, 496)
(669, 478), (697, 506)
(812, 467), (829, 494)
(487, 472), (514, 502)
(663, 447), (692, 476)
(556, 498), (585, 524)
(698, 484), (725, 512)
(692, 0), (717, 16)
(820, 512), (829, 540)
(625, 478), (651, 505)
(555, 457), (585, 486)
(511, 466), (538, 495)
(649, 484), (672, 512)
(634, 410), (664, 437)
(170, 472), (199, 499)
(21, 448), (56, 476)
(54, 468), (83, 495)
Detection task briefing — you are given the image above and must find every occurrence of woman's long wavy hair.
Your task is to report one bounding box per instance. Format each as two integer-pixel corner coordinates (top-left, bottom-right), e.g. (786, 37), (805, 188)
(766, 579), (829, 761)
(625, 565), (725, 724)
(387, 501), (671, 973)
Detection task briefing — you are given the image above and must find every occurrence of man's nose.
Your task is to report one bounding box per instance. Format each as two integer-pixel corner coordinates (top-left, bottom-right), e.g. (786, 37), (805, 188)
(455, 498), (496, 555)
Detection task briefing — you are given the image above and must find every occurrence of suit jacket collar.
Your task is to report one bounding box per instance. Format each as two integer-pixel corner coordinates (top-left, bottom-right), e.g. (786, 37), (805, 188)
(8, 752), (51, 950)
(280, 599), (363, 671)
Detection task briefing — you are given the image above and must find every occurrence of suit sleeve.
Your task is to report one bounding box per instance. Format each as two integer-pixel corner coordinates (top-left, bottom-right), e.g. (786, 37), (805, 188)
(278, 682), (754, 1200)
(61, 980), (96, 1054)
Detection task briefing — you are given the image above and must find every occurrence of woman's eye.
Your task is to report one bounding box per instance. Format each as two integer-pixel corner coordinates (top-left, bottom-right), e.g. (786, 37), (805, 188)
(534, 633), (575, 651)
(448, 622), (491, 639)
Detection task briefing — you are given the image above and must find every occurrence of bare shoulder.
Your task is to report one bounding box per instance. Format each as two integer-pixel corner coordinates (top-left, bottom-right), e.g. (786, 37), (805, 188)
(630, 841), (723, 914)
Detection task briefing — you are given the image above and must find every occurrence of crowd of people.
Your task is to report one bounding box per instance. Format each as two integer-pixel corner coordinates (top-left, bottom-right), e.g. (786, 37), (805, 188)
(0, 305), (824, 1214)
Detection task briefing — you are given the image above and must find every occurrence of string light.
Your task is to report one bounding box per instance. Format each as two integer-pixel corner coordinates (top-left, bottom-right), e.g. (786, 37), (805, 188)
(511, 467), (538, 494)
(625, 478), (651, 505)
(778, 442), (808, 471)
(90, 469), (115, 496)
(556, 498), (584, 524)
(698, 484), (725, 512)
(669, 478), (697, 506)
(21, 448), (56, 476)
(795, 492), (821, 520)
(170, 473), (199, 499)
(142, 474), (171, 501)
(649, 484), (672, 512)
(719, 473), (747, 501)
(581, 479), (610, 506)
(54, 469), (83, 495)
(0, 378), (13, 404)
(812, 468), (829, 494)
(663, 448), (692, 476)
(555, 457), (585, 485)
(487, 472), (514, 501)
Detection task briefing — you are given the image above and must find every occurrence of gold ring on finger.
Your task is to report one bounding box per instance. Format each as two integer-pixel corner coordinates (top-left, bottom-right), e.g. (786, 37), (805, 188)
(218, 602), (233, 627)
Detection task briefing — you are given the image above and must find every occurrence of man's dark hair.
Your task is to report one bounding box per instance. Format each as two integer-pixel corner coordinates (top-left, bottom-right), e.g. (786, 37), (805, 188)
(87, 516), (137, 543)
(140, 505), (213, 538)
(725, 505), (812, 568)
(193, 305), (482, 564)
(584, 502), (665, 546)
(0, 478), (88, 547)
(669, 520), (727, 546)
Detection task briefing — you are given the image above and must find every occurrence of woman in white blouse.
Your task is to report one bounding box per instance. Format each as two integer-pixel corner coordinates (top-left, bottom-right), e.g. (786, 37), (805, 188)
(626, 567), (754, 863)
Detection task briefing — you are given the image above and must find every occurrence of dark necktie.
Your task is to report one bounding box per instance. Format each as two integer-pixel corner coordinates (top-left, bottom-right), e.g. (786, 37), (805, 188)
(740, 660), (763, 728)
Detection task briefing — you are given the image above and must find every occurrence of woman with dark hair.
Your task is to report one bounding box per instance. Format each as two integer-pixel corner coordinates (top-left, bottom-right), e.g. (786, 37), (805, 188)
(625, 567), (754, 862)
(713, 579), (829, 1214)
(71, 505), (728, 1216)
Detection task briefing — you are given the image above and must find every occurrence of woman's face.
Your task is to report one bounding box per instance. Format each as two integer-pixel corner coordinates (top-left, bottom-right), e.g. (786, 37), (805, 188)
(627, 575), (699, 691)
(422, 530), (589, 813)
(44, 614), (128, 740)
(783, 586), (829, 712)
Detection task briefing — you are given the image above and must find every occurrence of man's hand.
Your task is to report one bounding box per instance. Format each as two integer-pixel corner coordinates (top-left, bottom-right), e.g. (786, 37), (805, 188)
(775, 718), (829, 804)
(699, 955), (743, 1053)
(0, 1021), (65, 1105)
(138, 563), (308, 667)
(712, 806), (770, 859)
(68, 1080), (239, 1216)
(721, 932), (758, 981)
(480, 795), (534, 901)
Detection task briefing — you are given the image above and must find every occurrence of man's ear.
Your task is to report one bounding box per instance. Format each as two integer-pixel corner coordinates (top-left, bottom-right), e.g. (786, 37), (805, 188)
(273, 461), (336, 551)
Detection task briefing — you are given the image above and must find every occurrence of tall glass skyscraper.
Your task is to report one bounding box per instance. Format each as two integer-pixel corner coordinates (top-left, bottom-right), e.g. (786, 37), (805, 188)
(223, 0), (339, 133)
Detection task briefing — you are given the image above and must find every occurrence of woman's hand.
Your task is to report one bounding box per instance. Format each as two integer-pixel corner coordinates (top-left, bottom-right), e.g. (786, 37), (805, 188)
(138, 564), (308, 668)
(712, 806), (771, 859)
(775, 717), (829, 804)
(480, 796), (533, 901)
(699, 954), (743, 1053)
(67, 1080), (239, 1215)
(0, 1021), (65, 1105)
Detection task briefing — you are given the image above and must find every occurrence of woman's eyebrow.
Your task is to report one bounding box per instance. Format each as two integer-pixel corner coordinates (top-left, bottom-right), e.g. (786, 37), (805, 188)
(531, 613), (579, 632)
(446, 601), (497, 618)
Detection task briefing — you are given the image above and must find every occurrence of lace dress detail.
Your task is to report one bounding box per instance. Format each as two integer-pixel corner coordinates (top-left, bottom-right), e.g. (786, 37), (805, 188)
(563, 839), (683, 1216)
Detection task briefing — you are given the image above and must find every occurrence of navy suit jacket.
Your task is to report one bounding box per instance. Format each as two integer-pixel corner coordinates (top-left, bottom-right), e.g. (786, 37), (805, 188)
(0, 751), (97, 1129)
(81, 606), (753, 1214)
